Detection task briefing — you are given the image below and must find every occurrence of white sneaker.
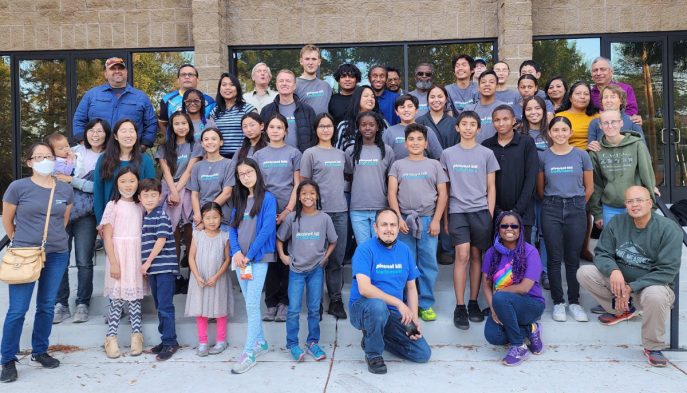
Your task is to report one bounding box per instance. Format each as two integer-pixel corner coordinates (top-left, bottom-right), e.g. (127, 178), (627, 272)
(552, 303), (567, 322)
(53, 304), (70, 324)
(73, 304), (89, 323)
(569, 304), (589, 322)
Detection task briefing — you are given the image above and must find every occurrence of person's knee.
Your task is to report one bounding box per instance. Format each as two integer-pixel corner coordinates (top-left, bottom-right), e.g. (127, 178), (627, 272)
(640, 286), (672, 310)
(484, 320), (508, 346)
(455, 247), (469, 267)
(411, 343), (432, 363)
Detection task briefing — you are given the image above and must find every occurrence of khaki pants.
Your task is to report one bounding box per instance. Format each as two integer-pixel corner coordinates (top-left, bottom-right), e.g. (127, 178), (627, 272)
(577, 265), (675, 350)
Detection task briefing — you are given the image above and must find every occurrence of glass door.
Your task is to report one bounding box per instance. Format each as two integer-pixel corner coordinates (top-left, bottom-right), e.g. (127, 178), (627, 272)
(668, 35), (687, 201)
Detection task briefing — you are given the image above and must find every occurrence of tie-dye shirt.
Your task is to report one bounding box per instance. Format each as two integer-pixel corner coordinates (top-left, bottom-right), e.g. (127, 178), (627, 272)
(481, 242), (545, 303)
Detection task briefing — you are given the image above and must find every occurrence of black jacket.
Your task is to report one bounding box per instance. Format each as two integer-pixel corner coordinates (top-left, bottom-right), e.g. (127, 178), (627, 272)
(260, 94), (316, 153)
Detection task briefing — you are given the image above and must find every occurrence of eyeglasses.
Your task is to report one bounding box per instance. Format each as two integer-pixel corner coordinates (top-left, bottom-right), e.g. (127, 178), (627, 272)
(317, 124), (334, 130)
(600, 119), (622, 127)
(31, 155), (55, 162)
(179, 72), (197, 78)
(416, 72), (433, 77)
(625, 198), (650, 205)
(499, 224), (520, 230)
(237, 170), (256, 178)
(184, 99), (202, 105)
(87, 128), (106, 134)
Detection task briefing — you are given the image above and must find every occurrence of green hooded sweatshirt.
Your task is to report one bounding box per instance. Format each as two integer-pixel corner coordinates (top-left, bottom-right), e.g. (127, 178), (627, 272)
(589, 132), (656, 220)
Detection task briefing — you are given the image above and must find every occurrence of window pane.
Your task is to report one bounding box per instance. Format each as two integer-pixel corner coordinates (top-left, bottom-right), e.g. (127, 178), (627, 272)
(132, 51), (194, 113)
(0, 56), (12, 210)
(320, 46), (403, 91)
(76, 58), (107, 104)
(234, 48), (301, 92)
(407, 42), (495, 89)
(533, 38), (600, 85)
(19, 59), (67, 177)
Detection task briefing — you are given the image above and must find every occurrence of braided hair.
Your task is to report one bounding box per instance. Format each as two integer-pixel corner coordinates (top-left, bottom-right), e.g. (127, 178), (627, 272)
(350, 111), (386, 165)
(487, 211), (528, 285)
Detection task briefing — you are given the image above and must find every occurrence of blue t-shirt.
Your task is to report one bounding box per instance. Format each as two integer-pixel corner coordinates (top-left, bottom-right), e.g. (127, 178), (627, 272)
(349, 238), (420, 310)
(141, 206), (179, 275)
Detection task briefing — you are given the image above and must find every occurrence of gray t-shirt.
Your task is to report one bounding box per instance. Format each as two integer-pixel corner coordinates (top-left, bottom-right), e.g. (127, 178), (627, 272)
(300, 146), (347, 213)
(440, 143), (500, 213)
(463, 100), (506, 143)
(389, 158), (448, 216)
(345, 144), (395, 210)
(445, 82), (478, 114)
(382, 123), (443, 161)
(3, 179), (74, 253)
(155, 142), (203, 180)
(408, 90), (429, 117)
(495, 89), (521, 106)
(238, 197), (273, 262)
(277, 211), (338, 273)
(253, 145), (302, 211)
(538, 147), (593, 198)
(295, 77), (332, 115)
(188, 158), (234, 223)
(278, 101), (299, 148)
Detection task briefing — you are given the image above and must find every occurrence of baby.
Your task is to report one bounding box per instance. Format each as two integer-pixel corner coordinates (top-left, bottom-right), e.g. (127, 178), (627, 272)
(45, 132), (76, 176)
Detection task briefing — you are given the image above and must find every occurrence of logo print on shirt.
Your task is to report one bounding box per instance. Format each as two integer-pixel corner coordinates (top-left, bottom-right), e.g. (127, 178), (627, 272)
(375, 263), (403, 275)
(358, 158), (379, 166)
(394, 136), (405, 144)
(550, 166), (574, 174)
(295, 231), (321, 241)
(262, 160), (289, 168)
(200, 173), (220, 181)
(306, 90), (325, 98)
(324, 160), (343, 167)
(401, 171), (429, 180)
(452, 164), (479, 173)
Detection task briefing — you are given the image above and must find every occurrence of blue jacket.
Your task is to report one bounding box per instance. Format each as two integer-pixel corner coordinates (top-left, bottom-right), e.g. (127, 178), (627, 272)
(73, 83), (158, 147)
(229, 192), (277, 263)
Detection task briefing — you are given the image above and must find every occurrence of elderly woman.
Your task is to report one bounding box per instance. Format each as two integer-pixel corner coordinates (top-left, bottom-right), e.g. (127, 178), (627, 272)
(1, 143), (74, 383)
(587, 84), (644, 144)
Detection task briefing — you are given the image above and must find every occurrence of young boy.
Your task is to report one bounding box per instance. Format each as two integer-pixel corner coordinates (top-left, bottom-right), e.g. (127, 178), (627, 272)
(295, 44), (332, 115)
(139, 178), (180, 361)
(388, 123), (448, 321)
(463, 71), (505, 143)
(382, 94), (443, 161)
(440, 111), (499, 330)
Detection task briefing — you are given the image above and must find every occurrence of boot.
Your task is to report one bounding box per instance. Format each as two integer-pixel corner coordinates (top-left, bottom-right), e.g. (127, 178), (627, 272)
(105, 336), (120, 359)
(130, 332), (144, 356)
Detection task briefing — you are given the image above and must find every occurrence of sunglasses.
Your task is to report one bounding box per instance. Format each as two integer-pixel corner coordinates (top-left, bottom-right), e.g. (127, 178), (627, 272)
(499, 224), (520, 230)
(416, 72), (433, 77)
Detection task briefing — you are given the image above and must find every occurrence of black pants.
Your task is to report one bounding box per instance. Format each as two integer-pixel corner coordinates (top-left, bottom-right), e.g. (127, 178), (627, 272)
(264, 262), (289, 307)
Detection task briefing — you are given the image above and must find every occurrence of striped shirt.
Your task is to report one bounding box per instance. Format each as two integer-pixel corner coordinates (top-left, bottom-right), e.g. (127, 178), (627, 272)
(141, 206), (179, 275)
(210, 103), (256, 156)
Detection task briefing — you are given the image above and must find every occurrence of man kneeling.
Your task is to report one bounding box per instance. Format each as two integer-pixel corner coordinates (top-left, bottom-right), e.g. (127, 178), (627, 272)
(577, 186), (682, 367)
(349, 208), (431, 374)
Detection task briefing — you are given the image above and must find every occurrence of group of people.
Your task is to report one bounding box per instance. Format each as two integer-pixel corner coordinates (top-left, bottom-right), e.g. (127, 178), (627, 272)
(0, 44), (683, 383)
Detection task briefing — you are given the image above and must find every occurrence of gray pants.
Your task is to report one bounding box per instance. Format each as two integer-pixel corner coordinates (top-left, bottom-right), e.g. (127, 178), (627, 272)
(577, 265), (675, 350)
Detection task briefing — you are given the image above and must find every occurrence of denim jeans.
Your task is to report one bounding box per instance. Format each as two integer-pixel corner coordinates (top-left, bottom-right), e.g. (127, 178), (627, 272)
(325, 212), (348, 303)
(602, 204), (626, 226)
(236, 261), (269, 355)
(541, 196), (587, 304)
(399, 215), (439, 309)
(350, 210), (377, 245)
(484, 291), (545, 346)
(349, 298), (431, 362)
(56, 214), (97, 306)
(2, 251), (70, 364)
(532, 199), (547, 273)
(286, 266), (323, 348)
(148, 273), (178, 346)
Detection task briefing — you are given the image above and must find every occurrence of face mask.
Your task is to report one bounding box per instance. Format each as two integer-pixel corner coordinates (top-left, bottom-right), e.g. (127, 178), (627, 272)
(119, 190), (136, 199)
(377, 236), (397, 248)
(32, 159), (55, 176)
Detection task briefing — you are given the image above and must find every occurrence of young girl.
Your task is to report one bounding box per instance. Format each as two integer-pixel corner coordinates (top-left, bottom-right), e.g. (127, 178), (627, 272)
(252, 114), (302, 322)
(300, 113), (348, 319)
(229, 158), (277, 374)
(181, 88), (216, 142)
(416, 85), (459, 149)
(101, 167), (146, 359)
(185, 202), (232, 356)
(277, 180), (337, 361)
(156, 111), (203, 262)
(345, 111), (395, 244)
(234, 112), (267, 162)
(537, 116), (593, 323)
(336, 85), (381, 151)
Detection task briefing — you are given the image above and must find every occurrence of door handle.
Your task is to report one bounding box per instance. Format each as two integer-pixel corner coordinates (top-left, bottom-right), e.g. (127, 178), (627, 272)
(672, 128), (681, 145)
(660, 128), (667, 144)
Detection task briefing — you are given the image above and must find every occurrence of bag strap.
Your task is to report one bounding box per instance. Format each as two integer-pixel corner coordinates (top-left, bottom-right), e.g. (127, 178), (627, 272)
(41, 181), (56, 247)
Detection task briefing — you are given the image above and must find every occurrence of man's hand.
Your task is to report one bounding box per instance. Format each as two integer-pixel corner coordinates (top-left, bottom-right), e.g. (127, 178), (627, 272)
(609, 269), (626, 298)
(408, 320), (423, 341)
(397, 302), (414, 325)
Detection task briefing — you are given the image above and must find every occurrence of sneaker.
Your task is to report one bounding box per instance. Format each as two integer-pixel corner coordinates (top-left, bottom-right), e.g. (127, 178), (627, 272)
(502, 344), (530, 366)
(52, 303), (70, 324)
(262, 306), (277, 322)
(541, 272), (550, 290)
(527, 322), (544, 355)
(328, 300), (348, 320)
(289, 346), (305, 362)
(274, 303), (288, 322)
(598, 307), (639, 326)
(72, 304), (89, 323)
(196, 343), (209, 357)
(306, 342), (326, 361)
(569, 304), (589, 322)
(419, 307), (437, 321)
(149, 343), (164, 355)
(156, 345), (179, 361)
(453, 305), (469, 330)
(468, 300), (484, 322)
(643, 348), (669, 367)
(591, 304), (606, 314)
(209, 342), (227, 355)
(31, 353), (60, 369)
(231, 352), (257, 374)
(1, 360), (17, 383)
(253, 341), (269, 358)
(437, 252), (454, 265)
(366, 356), (387, 374)
(552, 303), (567, 322)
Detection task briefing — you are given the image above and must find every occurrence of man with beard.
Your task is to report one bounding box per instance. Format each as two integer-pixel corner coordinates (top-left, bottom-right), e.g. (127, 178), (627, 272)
(408, 63), (433, 117)
(368, 65), (400, 125)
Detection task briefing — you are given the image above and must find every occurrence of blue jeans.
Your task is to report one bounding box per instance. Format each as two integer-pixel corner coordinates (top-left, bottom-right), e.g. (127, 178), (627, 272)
(484, 291), (545, 346)
(532, 199), (547, 273)
(349, 298), (431, 362)
(2, 251), (70, 364)
(56, 214), (97, 306)
(602, 204), (626, 225)
(325, 212), (348, 302)
(286, 266), (323, 348)
(236, 261), (269, 355)
(399, 215), (439, 309)
(148, 273), (178, 346)
(350, 210), (377, 245)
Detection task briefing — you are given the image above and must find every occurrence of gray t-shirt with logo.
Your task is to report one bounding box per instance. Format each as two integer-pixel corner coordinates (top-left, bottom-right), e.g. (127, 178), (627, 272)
(495, 89), (521, 106)
(345, 144), (395, 210)
(440, 143), (500, 213)
(382, 123), (444, 161)
(278, 102), (299, 148)
(188, 158), (234, 223)
(253, 144), (302, 211)
(389, 158), (448, 216)
(155, 142), (203, 180)
(300, 146), (347, 213)
(445, 82), (479, 114)
(408, 90), (429, 117)
(538, 147), (593, 198)
(463, 100), (506, 143)
(295, 77), (332, 115)
(277, 211), (338, 273)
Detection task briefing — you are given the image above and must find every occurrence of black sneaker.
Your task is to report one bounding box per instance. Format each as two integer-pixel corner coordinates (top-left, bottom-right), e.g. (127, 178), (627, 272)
(31, 353), (59, 369)
(156, 345), (179, 361)
(366, 356), (387, 374)
(1, 361), (17, 383)
(150, 343), (164, 354)
(453, 305), (469, 330)
(328, 300), (348, 320)
(468, 300), (484, 322)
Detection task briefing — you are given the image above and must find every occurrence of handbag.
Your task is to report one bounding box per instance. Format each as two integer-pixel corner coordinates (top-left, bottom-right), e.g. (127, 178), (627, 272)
(0, 182), (55, 284)
(69, 170), (94, 222)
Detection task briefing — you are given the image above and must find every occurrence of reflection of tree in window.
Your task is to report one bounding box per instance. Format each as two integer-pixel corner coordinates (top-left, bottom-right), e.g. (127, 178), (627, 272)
(533, 39), (594, 86)
(408, 42), (494, 89)
(76, 58), (107, 103)
(0, 56), (12, 211)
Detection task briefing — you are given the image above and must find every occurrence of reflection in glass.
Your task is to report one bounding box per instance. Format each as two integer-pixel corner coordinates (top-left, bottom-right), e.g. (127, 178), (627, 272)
(133, 51), (195, 113)
(533, 38), (601, 85)
(407, 42), (494, 90)
(672, 40), (687, 187)
(76, 58), (107, 104)
(0, 56), (12, 210)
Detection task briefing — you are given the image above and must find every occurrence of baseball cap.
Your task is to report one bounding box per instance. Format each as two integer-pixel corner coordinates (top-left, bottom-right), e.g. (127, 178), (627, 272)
(474, 58), (487, 66)
(105, 57), (126, 69)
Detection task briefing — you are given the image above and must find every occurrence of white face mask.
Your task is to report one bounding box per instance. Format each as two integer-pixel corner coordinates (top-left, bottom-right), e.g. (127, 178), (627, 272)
(32, 159), (55, 176)
(119, 190), (136, 199)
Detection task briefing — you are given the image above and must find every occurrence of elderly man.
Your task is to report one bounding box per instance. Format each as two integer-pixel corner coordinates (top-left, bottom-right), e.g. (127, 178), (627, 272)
(577, 186), (682, 367)
(408, 63), (434, 117)
(158, 64), (215, 133)
(243, 62), (278, 112)
(590, 57), (641, 123)
(73, 57), (157, 149)
(349, 208), (431, 374)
